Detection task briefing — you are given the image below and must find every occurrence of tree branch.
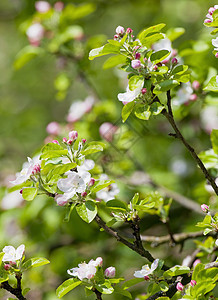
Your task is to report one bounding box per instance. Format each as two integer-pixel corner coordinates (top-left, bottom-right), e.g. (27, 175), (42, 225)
(93, 288), (103, 300)
(1, 273), (26, 300)
(162, 90), (218, 195)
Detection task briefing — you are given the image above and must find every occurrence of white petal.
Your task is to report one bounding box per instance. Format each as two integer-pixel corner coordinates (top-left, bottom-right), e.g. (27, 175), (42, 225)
(2, 246), (16, 262)
(151, 259), (159, 271)
(212, 37), (218, 48)
(15, 244), (25, 260)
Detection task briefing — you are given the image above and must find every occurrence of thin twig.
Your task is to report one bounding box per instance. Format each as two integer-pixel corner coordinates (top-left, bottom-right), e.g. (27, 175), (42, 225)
(1, 273), (26, 300)
(93, 288), (103, 300)
(162, 91), (218, 195)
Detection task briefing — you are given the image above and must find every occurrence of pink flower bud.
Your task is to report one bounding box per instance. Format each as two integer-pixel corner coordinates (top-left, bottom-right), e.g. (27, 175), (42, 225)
(190, 280), (196, 287)
(176, 282), (184, 291)
(141, 88), (147, 94)
(82, 139), (86, 144)
(95, 257), (103, 267)
(4, 264), (10, 271)
(135, 52), (141, 59)
(35, 1), (51, 13)
(116, 26), (125, 35)
(208, 7), (216, 15)
(172, 57), (178, 64)
(204, 19), (212, 23)
(104, 266), (116, 278)
(215, 52), (218, 58)
(153, 65), (158, 71)
(201, 204), (209, 213)
(192, 80), (200, 90)
(81, 192), (87, 197)
(122, 101), (129, 105)
(54, 1), (64, 11)
(52, 140), (59, 144)
(189, 94), (197, 101)
(20, 189), (23, 194)
(10, 261), (17, 267)
(193, 259), (201, 268)
(126, 28), (133, 34)
(55, 194), (68, 206)
(67, 139), (73, 145)
(32, 164), (41, 175)
(62, 137), (67, 143)
(46, 121), (60, 136)
(69, 130), (78, 141)
(131, 59), (141, 69)
(88, 178), (95, 187)
(144, 276), (150, 281)
(114, 34), (119, 40)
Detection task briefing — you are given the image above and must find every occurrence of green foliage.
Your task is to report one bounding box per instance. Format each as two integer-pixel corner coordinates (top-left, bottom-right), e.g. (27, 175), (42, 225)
(22, 257), (50, 271)
(56, 278), (82, 298)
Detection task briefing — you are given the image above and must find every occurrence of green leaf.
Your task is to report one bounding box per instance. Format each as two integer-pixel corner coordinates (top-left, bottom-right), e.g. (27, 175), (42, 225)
(134, 104), (151, 120)
(64, 203), (76, 222)
(89, 43), (121, 60)
(211, 129), (218, 155)
(150, 102), (164, 115)
(103, 54), (127, 69)
(56, 278), (82, 298)
(199, 149), (218, 169)
(47, 163), (77, 181)
(81, 141), (105, 155)
(40, 143), (68, 159)
(138, 23), (166, 41)
(91, 180), (114, 193)
(166, 27), (185, 41)
(22, 257), (50, 271)
(122, 101), (135, 123)
(131, 193), (139, 206)
(0, 253), (4, 265)
(150, 50), (170, 64)
(76, 201), (97, 223)
(159, 281), (169, 292)
(203, 76), (218, 92)
(192, 263), (205, 281)
(113, 286), (132, 298)
(163, 265), (190, 278)
(122, 278), (145, 290)
(14, 46), (44, 70)
(106, 199), (127, 211)
(153, 80), (179, 94)
(129, 76), (144, 91)
(140, 33), (164, 48)
(96, 280), (114, 294)
(196, 215), (212, 229)
(22, 187), (38, 201)
(0, 270), (9, 283)
(172, 64), (189, 75)
(60, 3), (95, 22)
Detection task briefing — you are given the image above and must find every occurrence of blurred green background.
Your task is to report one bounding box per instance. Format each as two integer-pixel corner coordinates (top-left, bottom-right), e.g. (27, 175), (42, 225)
(0, 0), (217, 299)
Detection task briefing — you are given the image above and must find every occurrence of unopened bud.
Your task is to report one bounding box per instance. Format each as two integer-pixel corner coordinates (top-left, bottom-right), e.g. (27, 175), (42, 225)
(141, 88), (147, 94)
(89, 178), (95, 187)
(131, 59), (141, 69)
(190, 280), (196, 287)
(67, 139), (73, 145)
(82, 139), (86, 144)
(69, 130), (78, 141)
(95, 257), (103, 267)
(4, 264), (10, 271)
(104, 266), (116, 278)
(144, 276), (149, 281)
(20, 189), (23, 194)
(201, 204), (209, 213)
(193, 259), (201, 268)
(81, 192), (87, 197)
(126, 28), (133, 34)
(62, 137), (67, 143)
(189, 94), (197, 101)
(46, 121), (60, 136)
(153, 65), (158, 71)
(52, 140), (59, 144)
(215, 52), (218, 58)
(204, 19), (212, 23)
(114, 34), (119, 40)
(54, 1), (64, 11)
(135, 52), (141, 59)
(176, 282), (184, 291)
(172, 57), (178, 64)
(116, 26), (125, 35)
(32, 164), (41, 175)
(192, 80), (200, 90)
(208, 7), (216, 15)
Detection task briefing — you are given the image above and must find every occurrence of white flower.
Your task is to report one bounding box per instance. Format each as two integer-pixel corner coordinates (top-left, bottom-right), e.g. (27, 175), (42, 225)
(173, 83), (193, 106)
(10, 157), (40, 185)
(35, 1), (51, 13)
(96, 174), (119, 202)
(118, 84), (142, 103)
(134, 259), (159, 278)
(1, 190), (23, 210)
(26, 23), (44, 43)
(2, 245), (25, 262)
(67, 257), (102, 280)
(67, 96), (95, 123)
(212, 37), (218, 51)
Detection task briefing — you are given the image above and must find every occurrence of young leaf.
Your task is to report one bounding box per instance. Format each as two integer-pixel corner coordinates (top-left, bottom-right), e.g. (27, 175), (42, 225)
(56, 278), (82, 298)
(211, 129), (218, 155)
(122, 101), (135, 122)
(134, 104), (151, 120)
(122, 278), (145, 290)
(22, 257), (50, 271)
(89, 43), (121, 60)
(150, 50), (170, 64)
(138, 23), (166, 40)
(203, 76), (218, 92)
(166, 27), (185, 41)
(103, 54), (127, 69)
(40, 143), (68, 159)
(150, 102), (164, 115)
(106, 200), (127, 211)
(76, 201), (97, 223)
(91, 180), (115, 193)
(14, 46), (44, 70)
(81, 141), (105, 155)
(163, 265), (190, 278)
(129, 76), (144, 91)
(22, 187), (38, 201)
(95, 279), (114, 294)
(153, 80), (179, 94)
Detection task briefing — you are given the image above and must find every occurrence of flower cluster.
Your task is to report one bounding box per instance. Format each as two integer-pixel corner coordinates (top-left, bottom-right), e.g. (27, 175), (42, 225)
(67, 257), (115, 281)
(204, 5), (218, 24)
(2, 245), (25, 270)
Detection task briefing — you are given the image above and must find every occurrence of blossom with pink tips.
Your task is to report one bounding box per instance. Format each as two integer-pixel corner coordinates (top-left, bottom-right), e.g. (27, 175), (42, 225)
(35, 1), (51, 13)
(116, 26), (125, 35)
(32, 164), (41, 175)
(88, 178), (95, 187)
(26, 23), (44, 46)
(63, 137), (67, 143)
(46, 121), (60, 136)
(192, 80), (200, 90)
(190, 280), (196, 287)
(208, 7), (216, 15)
(126, 28), (133, 34)
(2, 245), (25, 263)
(67, 96), (95, 123)
(201, 204), (209, 213)
(193, 259), (201, 268)
(52, 140), (59, 144)
(69, 130), (78, 141)
(104, 266), (116, 278)
(131, 59), (142, 69)
(204, 19), (212, 23)
(176, 282), (184, 291)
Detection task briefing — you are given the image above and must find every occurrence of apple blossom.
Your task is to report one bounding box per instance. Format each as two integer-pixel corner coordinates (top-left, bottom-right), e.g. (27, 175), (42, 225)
(2, 245), (25, 262)
(190, 280), (197, 287)
(135, 52), (141, 59)
(10, 157), (40, 185)
(67, 257), (103, 281)
(193, 259), (201, 268)
(118, 82), (143, 103)
(192, 80), (200, 90)
(96, 174), (119, 202)
(173, 83), (193, 106)
(141, 88), (147, 94)
(172, 57), (178, 65)
(63, 137), (67, 143)
(46, 121), (60, 136)
(176, 282), (184, 291)
(52, 140), (59, 144)
(67, 96), (95, 123)
(4, 264), (11, 271)
(131, 59), (142, 69)
(104, 266), (116, 278)
(134, 259), (159, 278)
(88, 178), (95, 186)
(208, 7), (216, 15)
(201, 204), (209, 213)
(116, 26), (125, 35)
(35, 1), (51, 13)
(99, 122), (118, 142)
(26, 23), (44, 46)
(1, 190), (23, 210)
(126, 27), (133, 34)
(69, 130), (78, 141)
